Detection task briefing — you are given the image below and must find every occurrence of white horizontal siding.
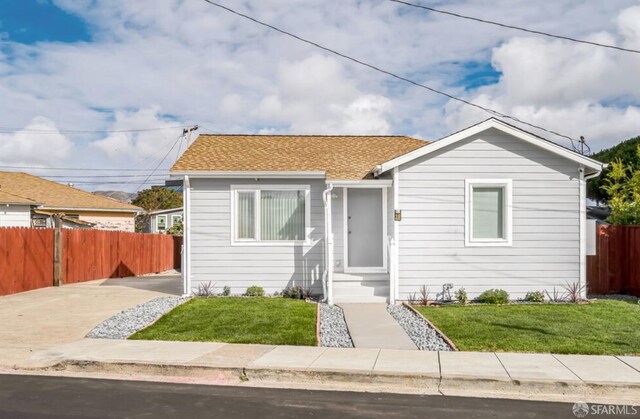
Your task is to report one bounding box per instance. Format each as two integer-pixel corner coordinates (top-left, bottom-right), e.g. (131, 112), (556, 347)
(397, 127), (581, 300)
(189, 178), (325, 295)
(0, 205), (31, 227)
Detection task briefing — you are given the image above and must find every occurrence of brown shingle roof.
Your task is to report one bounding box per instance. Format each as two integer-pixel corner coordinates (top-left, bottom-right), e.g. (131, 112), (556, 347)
(0, 190), (38, 205)
(171, 135), (428, 180)
(0, 172), (142, 212)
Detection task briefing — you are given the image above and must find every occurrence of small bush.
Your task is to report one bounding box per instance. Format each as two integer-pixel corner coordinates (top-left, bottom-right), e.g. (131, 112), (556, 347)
(222, 285), (231, 296)
(195, 281), (215, 297)
(245, 285), (265, 297)
(545, 287), (567, 303)
(524, 291), (545, 303)
(478, 289), (509, 305)
(281, 285), (304, 299)
(454, 287), (468, 305)
(563, 281), (585, 303)
(418, 285), (431, 306)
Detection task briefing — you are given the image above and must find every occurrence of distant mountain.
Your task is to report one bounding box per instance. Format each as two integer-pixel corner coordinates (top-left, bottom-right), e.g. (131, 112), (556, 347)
(93, 190), (137, 204)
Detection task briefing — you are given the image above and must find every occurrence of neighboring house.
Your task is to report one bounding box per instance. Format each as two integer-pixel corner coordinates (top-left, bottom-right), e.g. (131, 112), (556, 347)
(0, 172), (142, 231)
(170, 118), (605, 303)
(144, 208), (183, 233)
(0, 190), (39, 227)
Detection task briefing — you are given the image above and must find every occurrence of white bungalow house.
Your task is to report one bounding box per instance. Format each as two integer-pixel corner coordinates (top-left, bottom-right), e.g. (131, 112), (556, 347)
(169, 118), (604, 303)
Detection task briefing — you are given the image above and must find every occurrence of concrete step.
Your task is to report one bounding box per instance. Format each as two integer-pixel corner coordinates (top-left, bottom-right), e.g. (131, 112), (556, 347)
(333, 272), (389, 282)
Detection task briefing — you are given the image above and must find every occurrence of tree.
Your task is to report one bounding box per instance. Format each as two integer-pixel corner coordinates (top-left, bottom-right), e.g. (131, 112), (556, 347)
(588, 135), (640, 203)
(601, 145), (640, 225)
(132, 186), (183, 232)
(166, 220), (183, 236)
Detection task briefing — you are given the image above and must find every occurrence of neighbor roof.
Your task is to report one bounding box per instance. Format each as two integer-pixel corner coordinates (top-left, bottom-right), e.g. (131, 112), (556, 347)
(170, 135), (428, 180)
(0, 172), (142, 212)
(0, 190), (39, 205)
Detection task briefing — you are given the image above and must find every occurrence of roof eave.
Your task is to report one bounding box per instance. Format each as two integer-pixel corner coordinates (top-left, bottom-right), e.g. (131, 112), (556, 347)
(169, 170), (326, 179)
(375, 118), (605, 175)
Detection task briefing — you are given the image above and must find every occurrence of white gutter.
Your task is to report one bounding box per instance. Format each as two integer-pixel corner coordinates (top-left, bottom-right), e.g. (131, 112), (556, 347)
(580, 165), (604, 299)
(182, 175), (192, 296)
(169, 171), (326, 179)
(322, 183), (334, 304)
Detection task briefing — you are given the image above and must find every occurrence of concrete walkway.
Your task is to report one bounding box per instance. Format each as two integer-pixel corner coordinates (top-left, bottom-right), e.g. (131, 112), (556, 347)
(339, 304), (417, 350)
(0, 272), (181, 369)
(28, 339), (640, 404)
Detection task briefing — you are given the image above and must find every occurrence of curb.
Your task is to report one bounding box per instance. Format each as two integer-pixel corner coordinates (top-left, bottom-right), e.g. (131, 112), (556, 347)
(402, 302), (459, 351)
(42, 358), (640, 405)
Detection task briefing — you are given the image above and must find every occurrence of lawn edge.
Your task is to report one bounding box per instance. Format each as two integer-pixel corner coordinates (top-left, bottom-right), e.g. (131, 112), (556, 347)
(403, 302), (459, 351)
(316, 303), (321, 347)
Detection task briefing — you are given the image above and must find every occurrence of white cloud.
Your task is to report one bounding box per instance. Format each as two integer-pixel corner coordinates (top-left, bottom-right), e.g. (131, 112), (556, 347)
(0, 0), (638, 192)
(0, 117), (73, 166)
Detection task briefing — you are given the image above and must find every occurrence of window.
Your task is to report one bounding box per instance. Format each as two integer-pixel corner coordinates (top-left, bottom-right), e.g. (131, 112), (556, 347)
(157, 215), (167, 231)
(171, 214), (182, 226)
(465, 179), (512, 246)
(232, 185), (310, 244)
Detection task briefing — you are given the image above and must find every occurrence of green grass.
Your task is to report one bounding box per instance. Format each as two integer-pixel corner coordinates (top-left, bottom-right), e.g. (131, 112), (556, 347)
(130, 297), (317, 346)
(415, 300), (640, 355)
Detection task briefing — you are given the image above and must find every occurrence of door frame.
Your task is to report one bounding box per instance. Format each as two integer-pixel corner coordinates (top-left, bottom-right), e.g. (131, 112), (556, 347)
(343, 186), (388, 274)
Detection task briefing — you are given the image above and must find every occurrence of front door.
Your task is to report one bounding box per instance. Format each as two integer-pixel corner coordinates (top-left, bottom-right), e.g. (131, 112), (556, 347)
(346, 188), (384, 271)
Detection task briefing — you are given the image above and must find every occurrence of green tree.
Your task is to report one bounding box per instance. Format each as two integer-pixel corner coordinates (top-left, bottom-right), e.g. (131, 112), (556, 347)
(132, 186), (183, 232)
(601, 145), (640, 225)
(588, 135), (640, 203)
(166, 220), (183, 236)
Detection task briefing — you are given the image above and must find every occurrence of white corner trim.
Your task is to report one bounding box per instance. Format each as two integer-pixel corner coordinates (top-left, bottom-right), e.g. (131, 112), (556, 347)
(229, 184), (312, 246)
(578, 167), (587, 298)
(464, 178), (513, 247)
(183, 175), (192, 295)
(170, 171), (325, 179)
(376, 118), (604, 175)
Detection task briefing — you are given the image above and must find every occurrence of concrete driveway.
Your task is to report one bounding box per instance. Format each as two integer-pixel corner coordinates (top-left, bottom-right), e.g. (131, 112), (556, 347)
(0, 271), (181, 369)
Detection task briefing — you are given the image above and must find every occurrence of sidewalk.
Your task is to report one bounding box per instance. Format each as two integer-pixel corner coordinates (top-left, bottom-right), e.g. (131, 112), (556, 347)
(339, 304), (416, 349)
(26, 338), (640, 405)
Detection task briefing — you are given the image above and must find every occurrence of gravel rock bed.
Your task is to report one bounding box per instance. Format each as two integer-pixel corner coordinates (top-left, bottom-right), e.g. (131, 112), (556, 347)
(387, 304), (453, 351)
(319, 303), (353, 348)
(86, 296), (191, 339)
(590, 294), (639, 302)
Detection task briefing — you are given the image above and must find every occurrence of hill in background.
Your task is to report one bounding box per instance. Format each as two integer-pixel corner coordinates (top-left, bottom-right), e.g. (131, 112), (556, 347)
(589, 135), (640, 203)
(93, 190), (137, 204)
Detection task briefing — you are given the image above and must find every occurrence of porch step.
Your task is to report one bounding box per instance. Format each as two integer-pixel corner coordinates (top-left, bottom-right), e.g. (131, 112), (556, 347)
(332, 273), (390, 303)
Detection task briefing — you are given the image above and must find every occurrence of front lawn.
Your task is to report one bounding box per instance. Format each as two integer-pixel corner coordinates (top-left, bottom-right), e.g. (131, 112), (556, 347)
(130, 297), (317, 346)
(415, 300), (640, 355)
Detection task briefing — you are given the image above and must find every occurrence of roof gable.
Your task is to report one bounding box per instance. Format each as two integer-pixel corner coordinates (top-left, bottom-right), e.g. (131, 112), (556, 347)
(376, 118), (605, 176)
(0, 172), (142, 212)
(170, 135), (427, 180)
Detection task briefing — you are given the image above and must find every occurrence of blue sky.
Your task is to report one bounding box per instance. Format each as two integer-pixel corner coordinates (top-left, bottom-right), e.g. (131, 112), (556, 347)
(0, 0), (89, 44)
(0, 0), (639, 191)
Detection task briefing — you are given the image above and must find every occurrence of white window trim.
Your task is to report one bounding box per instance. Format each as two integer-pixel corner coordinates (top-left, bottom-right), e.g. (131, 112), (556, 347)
(171, 214), (182, 226)
(464, 179), (513, 247)
(230, 184), (311, 246)
(156, 215), (167, 231)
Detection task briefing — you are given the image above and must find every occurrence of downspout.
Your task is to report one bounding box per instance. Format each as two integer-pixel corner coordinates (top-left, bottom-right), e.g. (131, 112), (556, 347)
(580, 166), (604, 300)
(182, 175), (192, 296)
(322, 183), (334, 304)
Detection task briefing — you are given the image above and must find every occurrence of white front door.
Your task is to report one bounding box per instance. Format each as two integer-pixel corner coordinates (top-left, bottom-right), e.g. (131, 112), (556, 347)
(345, 188), (385, 272)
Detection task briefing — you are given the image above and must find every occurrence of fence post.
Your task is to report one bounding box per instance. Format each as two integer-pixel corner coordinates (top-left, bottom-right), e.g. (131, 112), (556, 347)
(53, 215), (63, 287)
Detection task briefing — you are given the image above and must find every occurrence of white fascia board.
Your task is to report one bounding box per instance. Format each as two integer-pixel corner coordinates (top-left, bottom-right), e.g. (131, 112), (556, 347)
(40, 206), (142, 214)
(148, 207), (184, 215)
(328, 179), (393, 187)
(169, 171), (326, 179)
(376, 118), (605, 175)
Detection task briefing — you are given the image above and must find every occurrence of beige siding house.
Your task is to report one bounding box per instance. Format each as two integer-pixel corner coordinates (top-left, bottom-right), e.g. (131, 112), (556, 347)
(170, 119), (604, 303)
(0, 172), (142, 231)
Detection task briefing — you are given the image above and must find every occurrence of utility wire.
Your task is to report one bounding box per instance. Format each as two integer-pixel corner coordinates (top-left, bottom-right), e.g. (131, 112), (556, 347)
(0, 125), (189, 134)
(133, 134), (184, 192)
(200, 0), (581, 150)
(389, 0), (640, 55)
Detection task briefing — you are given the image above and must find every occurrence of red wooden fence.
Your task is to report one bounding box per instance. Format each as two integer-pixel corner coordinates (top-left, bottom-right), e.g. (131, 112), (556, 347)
(0, 227), (182, 295)
(587, 225), (640, 296)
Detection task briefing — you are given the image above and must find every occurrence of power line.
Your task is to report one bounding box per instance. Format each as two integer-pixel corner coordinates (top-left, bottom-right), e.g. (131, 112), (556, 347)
(0, 165), (166, 172)
(133, 133), (186, 192)
(200, 0), (581, 150)
(0, 125), (190, 134)
(42, 174), (169, 179)
(389, 0), (640, 55)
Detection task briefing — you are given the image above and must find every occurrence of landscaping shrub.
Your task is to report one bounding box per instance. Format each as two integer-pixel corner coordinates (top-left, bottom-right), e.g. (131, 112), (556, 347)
(222, 286), (231, 297)
(478, 289), (509, 305)
(454, 287), (468, 305)
(196, 281), (215, 297)
(245, 285), (265, 297)
(282, 285), (304, 299)
(418, 285), (430, 306)
(563, 281), (585, 303)
(524, 291), (545, 303)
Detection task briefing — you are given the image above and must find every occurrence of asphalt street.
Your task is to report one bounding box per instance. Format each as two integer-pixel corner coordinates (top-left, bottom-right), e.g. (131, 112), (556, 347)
(0, 373), (619, 418)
